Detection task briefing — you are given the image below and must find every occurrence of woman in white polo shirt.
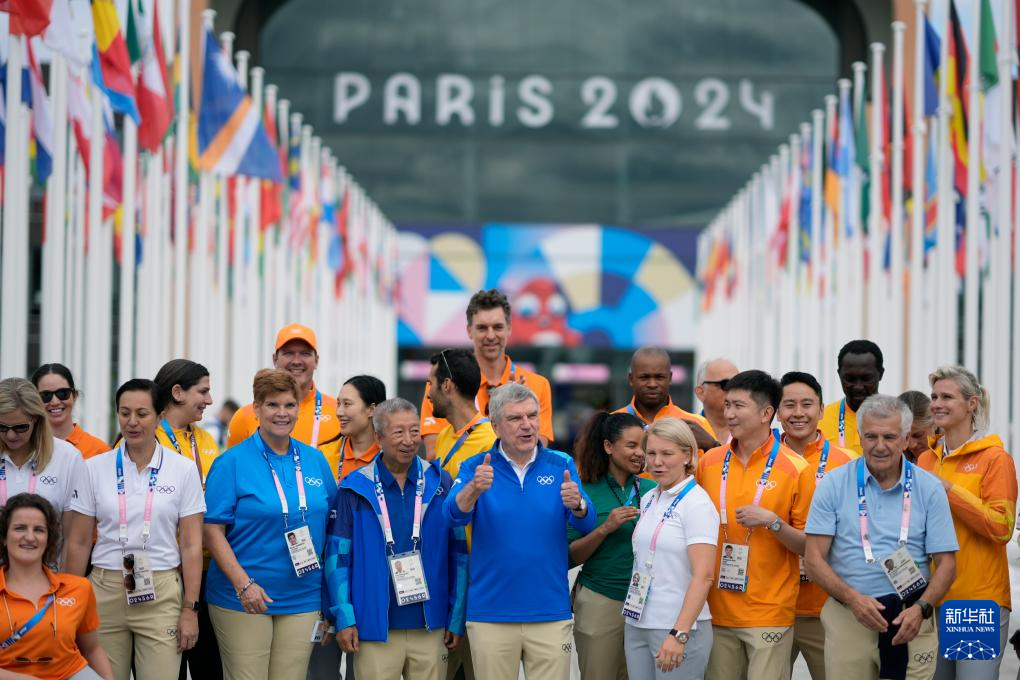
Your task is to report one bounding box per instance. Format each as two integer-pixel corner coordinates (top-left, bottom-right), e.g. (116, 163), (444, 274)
(65, 379), (206, 680)
(0, 377), (85, 543)
(624, 418), (720, 680)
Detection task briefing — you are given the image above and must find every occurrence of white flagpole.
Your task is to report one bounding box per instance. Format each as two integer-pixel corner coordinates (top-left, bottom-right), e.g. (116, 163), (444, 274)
(868, 43), (886, 356)
(1, 36), (29, 377)
(890, 21), (907, 389)
(119, 119), (139, 385)
(784, 132), (800, 373)
(963, 0), (981, 371)
(82, 85), (106, 434)
(908, 0), (928, 391)
(851, 61), (867, 343)
(42, 52), (69, 362)
(248, 62), (265, 384)
(994, 0), (1013, 434)
(173, 0), (192, 357)
(70, 153), (87, 380)
(810, 109), (824, 382)
(934, 6), (957, 367)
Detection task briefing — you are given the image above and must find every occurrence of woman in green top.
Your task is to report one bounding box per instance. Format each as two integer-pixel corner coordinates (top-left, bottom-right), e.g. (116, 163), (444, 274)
(570, 411), (654, 680)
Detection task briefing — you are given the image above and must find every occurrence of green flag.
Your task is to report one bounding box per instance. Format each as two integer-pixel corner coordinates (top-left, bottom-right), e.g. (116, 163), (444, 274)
(979, 0), (998, 89)
(856, 94), (870, 232)
(125, 0), (142, 65)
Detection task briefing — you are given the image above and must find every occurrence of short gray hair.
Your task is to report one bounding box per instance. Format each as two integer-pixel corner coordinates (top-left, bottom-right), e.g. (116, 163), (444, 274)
(488, 382), (539, 423)
(857, 394), (913, 437)
(372, 397), (418, 433)
(695, 357), (737, 385)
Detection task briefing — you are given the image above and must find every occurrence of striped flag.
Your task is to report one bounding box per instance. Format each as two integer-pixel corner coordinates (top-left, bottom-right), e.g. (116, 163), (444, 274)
(91, 0), (140, 123)
(25, 38), (52, 185)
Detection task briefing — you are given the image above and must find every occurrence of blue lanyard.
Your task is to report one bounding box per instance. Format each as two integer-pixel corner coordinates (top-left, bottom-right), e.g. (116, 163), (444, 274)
(838, 399), (846, 447)
(161, 419), (205, 485)
(625, 403), (650, 429)
(816, 440), (830, 483)
(0, 596), (54, 649)
(508, 360), (517, 383)
(441, 419), (489, 469)
(115, 446), (160, 549)
(856, 458), (913, 563)
(638, 477), (697, 569)
(719, 437), (780, 531)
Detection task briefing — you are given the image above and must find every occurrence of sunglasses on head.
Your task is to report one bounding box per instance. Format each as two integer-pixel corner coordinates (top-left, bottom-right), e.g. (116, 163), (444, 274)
(701, 379), (729, 390)
(38, 388), (73, 403)
(0, 423), (31, 435)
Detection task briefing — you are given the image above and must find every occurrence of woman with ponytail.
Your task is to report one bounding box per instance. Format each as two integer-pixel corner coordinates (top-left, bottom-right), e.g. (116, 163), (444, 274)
(919, 366), (1017, 680)
(568, 411), (652, 680)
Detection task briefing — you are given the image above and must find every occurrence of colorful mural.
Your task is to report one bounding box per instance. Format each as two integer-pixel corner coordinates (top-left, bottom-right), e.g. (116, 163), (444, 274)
(396, 224), (700, 350)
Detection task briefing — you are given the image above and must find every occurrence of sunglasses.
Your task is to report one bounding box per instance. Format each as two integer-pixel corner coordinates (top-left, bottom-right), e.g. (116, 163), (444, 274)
(38, 388), (73, 403)
(701, 379), (730, 390)
(438, 350), (453, 381)
(0, 423), (31, 435)
(123, 553), (136, 591)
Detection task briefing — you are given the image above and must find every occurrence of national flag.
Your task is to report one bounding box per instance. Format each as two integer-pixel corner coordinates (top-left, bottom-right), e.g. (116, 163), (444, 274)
(197, 27), (283, 181)
(836, 87), (857, 238)
(979, 0), (999, 89)
(42, 0), (85, 67)
(91, 0), (140, 123)
(332, 189), (351, 298)
(855, 85), (870, 233)
(924, 131), (938, 257)
(1, 0), (53, 36)
(947, 1), (970, 195)
(25, 38), (52, 185)
(923, 16), (943, 117)
(67, 69), (123, 222)
(823, 103), (840, 233)
(798, 128), (813, 265)
(259, 101), (283, 230)
(133, 0), (171, 152)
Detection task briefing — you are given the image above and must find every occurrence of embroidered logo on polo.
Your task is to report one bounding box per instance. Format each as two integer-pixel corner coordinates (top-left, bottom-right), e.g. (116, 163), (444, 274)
(759, 480), (778, 491)
(156, 485), (176, 494)
(304, 477), (324, 487)
(760, 631), (784, 644)
(55, 598), (76, 607)
(39, 476), (58, 485)
(962, 463), (978, 473)
(537, 475), (556, 485)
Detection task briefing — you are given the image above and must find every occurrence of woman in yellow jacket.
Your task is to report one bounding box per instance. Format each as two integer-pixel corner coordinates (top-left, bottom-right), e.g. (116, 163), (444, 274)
(918, 365), (1016, 680)
(153, 359), (222, 680)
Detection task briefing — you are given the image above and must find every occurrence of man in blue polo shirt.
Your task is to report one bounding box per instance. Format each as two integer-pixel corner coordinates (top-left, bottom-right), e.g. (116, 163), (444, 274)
(444, 382), (595, 680)
(805, 394), (957, 680)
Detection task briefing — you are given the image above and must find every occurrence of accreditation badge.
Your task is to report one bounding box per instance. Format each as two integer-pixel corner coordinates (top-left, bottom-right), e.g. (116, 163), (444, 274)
(309, 618), (329, 643)
(799, 556), (809, 583)
(622, 570), (652, 621)
(879, 546), (927, 599)
(122, 552), (156, 605)
(717, 542), (750, 592)
(388, 550), (430, 606)
(284, 525), (322, 577)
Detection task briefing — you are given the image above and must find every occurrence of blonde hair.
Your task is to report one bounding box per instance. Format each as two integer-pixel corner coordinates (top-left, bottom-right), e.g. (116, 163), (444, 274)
(928, 365), (990, 432)
(0, 378), (54, 471)
(642, 417), (699, 475)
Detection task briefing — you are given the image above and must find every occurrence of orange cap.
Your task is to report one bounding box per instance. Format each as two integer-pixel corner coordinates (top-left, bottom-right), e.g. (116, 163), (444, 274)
(275, 323), (318, 352)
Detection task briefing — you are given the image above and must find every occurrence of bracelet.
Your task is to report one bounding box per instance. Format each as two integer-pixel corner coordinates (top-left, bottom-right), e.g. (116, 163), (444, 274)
(236, 578), (256, 599)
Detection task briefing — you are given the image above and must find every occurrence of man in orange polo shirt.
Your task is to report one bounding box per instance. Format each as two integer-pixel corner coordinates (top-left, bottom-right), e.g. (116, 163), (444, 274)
(697, 370), (813, 680)
(777, 371), (857, 680)
(614, 346), (719, 451)
(420, 289), (552, 459)
(226, 323), (340, 448)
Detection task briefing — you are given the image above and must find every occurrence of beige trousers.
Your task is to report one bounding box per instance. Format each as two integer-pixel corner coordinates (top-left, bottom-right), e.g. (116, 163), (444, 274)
(573, 585), (628, 680)
(706, 624), (794, 680)
(208, 604), (319, 680)
(90, 566), (183, 680)
(354, 628), (448, 680)
(791, 616), (826, 680)
(445, 632), (475, 680)
(820, 598), (938, 680)
(467, 619), (574, 680)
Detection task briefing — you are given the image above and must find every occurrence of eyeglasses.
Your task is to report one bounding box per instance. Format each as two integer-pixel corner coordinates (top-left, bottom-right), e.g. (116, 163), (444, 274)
(701, 379), (730, 390)
(123, 553), (136, 591)
(38, 388), (73, 403)
(0, 423), (31, 435)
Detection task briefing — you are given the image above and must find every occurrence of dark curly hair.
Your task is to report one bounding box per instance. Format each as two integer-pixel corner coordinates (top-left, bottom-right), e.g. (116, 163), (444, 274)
(465, 288), (511, 326)
(0, 493), (61, 566)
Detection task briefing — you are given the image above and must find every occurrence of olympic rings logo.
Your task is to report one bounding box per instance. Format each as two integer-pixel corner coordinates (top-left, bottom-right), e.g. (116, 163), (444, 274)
(914, 652), (934, 664)
(537, 475), (555, 486)
(561, 642), (573, 653)
(304, 477), (324, 487)
(435, 486), (444, 496)
(963, 463), (978, 473)
(156, 485), (176, 494)
(55, 597), (76, 607)
(759, 480), (778, 491)
(760, 631), (784, 644)
(39, 476), (58, 485)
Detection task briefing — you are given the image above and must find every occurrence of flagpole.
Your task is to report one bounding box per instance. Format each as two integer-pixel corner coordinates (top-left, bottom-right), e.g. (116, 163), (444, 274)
(82, 83), (106, 435)
(809, 109), (824, 382)
(907, 0), (928, 391)
(851, 61), (867, 343)
(992, 0), (1011, 433)
(263, 82), (280, 351)
(867, 43), (885, 357)
(933, 8), (957, 367)
(173, 0), (192, 357)
(118, 116), (138, 386)
(247, 61), (265, 386)
(1, 35), (28, 377)
(962, 0), (981, 371)
(41, 52), (69, 362)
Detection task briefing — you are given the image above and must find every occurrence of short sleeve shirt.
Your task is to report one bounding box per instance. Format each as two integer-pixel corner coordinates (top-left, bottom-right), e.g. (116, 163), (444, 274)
(805, 457), (959, 598)
(629, 479), (720, 629)
(227, 384), (340, 449)
(156, 422), (220, 487)
(65, 424), (111, 459)
(70, 444), (207, 570)
(436, 413), (498, 480)
(1, 438), (84, 512)
(819, 400), (862, 456)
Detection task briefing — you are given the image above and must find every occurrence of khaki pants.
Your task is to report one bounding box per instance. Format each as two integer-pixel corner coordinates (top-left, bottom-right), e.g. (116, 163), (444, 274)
(354, 628), (448, 680)
(791, 616), (826, 680)
(90, 566), (183, 680)
(467, 620), (574, 680)
(820, 598), (938, 680)
(706, 624), (793, 680)
(574, 585), (628, 680)
(209, 604), (319, 680)
(445, 633), (475, 680)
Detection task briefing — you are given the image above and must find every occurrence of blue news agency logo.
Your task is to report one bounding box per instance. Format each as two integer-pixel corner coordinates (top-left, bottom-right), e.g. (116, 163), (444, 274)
(939, 600), (1000, 661)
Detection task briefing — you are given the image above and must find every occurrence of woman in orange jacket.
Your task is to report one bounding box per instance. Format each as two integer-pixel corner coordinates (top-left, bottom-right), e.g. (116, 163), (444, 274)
(918, 365), (1016, 680)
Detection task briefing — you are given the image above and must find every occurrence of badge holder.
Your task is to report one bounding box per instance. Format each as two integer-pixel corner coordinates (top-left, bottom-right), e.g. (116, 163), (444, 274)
(389, 550), (430, 606)
(880, 546), (927, 600)
(717, 542), (750, 592)
(285, 525), (322, 577)
(122, 552), (157, 605)
(799, 556), (809, 583)
(622, 571), (652, 621)
(310, 618), (329, 643)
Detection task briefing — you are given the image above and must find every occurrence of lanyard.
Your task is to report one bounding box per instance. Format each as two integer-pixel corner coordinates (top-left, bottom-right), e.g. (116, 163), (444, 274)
(161, 420), (204, 485)
(815, 440), (830, 487)
(116, 446), (159, 550)
(625, 403), (650, 429)
(508, 360), (517, 384)
(607, 475), (641, 509)
(441, 419), (489, 469)
(0, 595), (54, 649)
(838, 399), (846, 448)
(0, 458), (37, 505)
(310, 390), (322, 448)
(856, 458), (913, 563)
(256, 433), (308, 527)
(720, 437), (780, 539)
(636, 477), (696, 569)
(373, 457), (425, 551)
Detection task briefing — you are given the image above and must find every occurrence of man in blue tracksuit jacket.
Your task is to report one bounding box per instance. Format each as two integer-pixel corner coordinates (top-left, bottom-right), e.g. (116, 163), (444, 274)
(324, 399), (468, 680)
(444, 382), (596, 680)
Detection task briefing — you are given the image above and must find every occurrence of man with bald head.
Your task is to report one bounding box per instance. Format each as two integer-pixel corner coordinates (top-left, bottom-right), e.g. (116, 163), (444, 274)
(613, 346), (718, 450)
(695, 358), (740, 443)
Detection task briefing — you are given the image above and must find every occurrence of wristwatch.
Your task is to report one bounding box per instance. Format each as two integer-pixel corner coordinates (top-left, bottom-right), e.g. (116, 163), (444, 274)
(669, 629), (690, 644)
(574, 498), (587, 514)
(916, 599), (933, 619)
(766, 516), (783, 532)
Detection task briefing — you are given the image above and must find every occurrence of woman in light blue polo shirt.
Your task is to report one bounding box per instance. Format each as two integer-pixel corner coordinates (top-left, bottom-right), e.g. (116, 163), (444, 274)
(203, 369), (338, 680)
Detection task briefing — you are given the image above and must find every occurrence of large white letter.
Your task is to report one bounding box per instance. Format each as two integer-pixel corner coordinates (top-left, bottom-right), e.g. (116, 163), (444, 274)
(517, 75), (554, 128)
(488, 75), (506, 127)
(436, 74), (475, 126)
(334, 72), (371, 124)
(383, 73), (421, 125)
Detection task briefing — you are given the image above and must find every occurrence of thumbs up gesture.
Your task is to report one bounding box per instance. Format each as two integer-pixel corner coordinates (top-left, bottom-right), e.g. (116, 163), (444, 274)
(470, 453), (494, 494)
(561, 469), (583, 512)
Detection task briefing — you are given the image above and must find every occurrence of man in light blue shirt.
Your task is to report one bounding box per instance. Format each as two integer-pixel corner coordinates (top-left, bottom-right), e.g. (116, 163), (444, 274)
(805, 394), (957, 680)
